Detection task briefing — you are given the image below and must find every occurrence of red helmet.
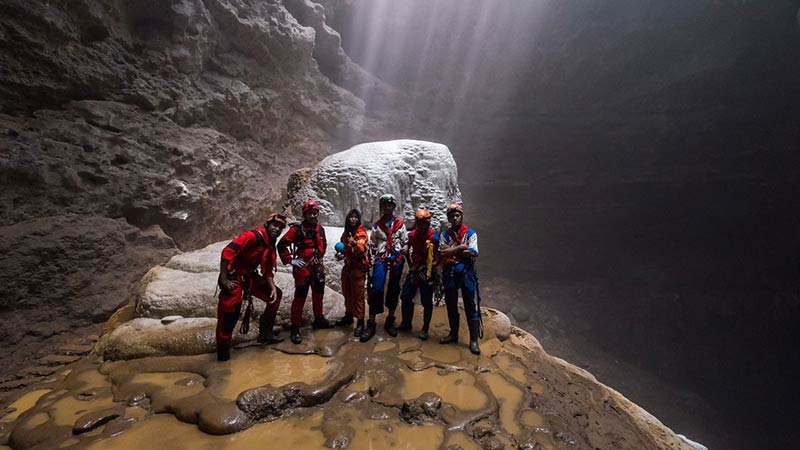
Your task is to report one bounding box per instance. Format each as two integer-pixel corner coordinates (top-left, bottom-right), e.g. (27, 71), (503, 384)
(446, 202), (463, 216)
(414, 208), (432, 221)
(302, 200), (320, 213)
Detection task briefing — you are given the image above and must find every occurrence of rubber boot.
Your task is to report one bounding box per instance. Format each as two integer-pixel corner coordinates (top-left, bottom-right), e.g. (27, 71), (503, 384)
(439, 312), (459, 344)
(216, 340), (231, 361)
(354, 319), (365, 338)
(418, 307), (433, 341)
(258, 314), (284, 345)
(290, 327), (302, 344)
(384, 315), (398, 337)
(335, 314), (354, 326)
(397, 301), (414, 331)
(468, 319), (481, 355)
(313, 317), (335, 329)
(360, 319), (376, 342)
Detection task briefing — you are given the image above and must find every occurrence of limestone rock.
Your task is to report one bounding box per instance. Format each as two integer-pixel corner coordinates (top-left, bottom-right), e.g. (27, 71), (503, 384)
(0, 0), (395, 387)
(285, 140), (462, 230)
(94, 318), (218, 360)
(0, 215), (178, 380)
(165, 241), (228, 273)
(133, 266), (345, 327)
(167, 227), (348, 293)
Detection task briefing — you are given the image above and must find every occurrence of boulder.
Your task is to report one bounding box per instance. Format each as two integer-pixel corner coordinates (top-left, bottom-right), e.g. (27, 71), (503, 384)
(166, 227), (348, 293)
(284, 140), (462, 230)
(134, 267), (345, 327)
(95, 317), (219, 360)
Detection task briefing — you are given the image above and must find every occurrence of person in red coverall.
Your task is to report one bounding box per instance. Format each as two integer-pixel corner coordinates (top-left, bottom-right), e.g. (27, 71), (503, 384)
(278, 200), (334, 344)
(216, 213), (287, 361)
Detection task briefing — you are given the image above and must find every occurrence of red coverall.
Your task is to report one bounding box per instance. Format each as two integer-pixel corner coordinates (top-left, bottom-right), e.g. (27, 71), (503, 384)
(278, 222), (327, 327)
(217, 228), (281, 343)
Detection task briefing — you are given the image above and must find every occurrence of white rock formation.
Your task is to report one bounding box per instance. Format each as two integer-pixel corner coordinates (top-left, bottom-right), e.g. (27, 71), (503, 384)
(135, 251), (346, 327)
(285, 140), (462, 230)
(168, 226), (348, 293)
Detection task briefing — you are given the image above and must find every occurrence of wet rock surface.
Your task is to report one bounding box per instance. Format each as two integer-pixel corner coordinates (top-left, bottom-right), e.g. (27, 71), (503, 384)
(0, 307), (692, 450)
(0, 0), (388, 390)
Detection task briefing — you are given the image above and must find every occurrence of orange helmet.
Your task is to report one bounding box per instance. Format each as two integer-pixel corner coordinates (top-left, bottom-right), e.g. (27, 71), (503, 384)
(446, 203), (463, 216)
(265, 213), (287, 227)
(414, 208), (432, 221)
(302, 200), (320, 213)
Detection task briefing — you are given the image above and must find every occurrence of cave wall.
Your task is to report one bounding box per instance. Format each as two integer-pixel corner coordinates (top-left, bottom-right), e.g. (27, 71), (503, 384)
(0, 0), (394, 384)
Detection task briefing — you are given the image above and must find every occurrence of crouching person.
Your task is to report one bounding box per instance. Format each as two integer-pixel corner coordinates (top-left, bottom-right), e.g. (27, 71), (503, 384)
(216, 213), (288, 361)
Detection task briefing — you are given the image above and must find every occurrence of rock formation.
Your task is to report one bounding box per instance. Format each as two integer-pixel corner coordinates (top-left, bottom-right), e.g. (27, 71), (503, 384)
(285, 140), (462, 230)
(0, 0), (393, 386)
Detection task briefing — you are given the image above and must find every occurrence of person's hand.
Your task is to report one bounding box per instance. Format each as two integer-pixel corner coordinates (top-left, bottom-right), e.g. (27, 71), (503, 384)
(291, 258), (307, 268)
(269, 287), (278, 303)
(347, 235), (356, 246)
(219, 273), (238, 290)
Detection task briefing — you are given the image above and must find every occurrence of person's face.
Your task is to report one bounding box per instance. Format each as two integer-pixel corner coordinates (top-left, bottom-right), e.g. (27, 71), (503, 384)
(415, 219), (430, 232)
(448, 211), (463, 228)
(304, 209), (319, 224)
(348, 214), (360, 228)
(267, 222), (284, 239)
(380, 202), (395, 216)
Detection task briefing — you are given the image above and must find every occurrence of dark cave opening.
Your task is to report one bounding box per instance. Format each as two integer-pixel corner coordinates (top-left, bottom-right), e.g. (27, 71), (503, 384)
(327, 0), (800, 448)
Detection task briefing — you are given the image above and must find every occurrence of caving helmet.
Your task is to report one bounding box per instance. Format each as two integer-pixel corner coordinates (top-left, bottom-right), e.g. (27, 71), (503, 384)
(302, 200), (320, 213)
(265, 212), (287, 228)
(446, 202), (464, 217)
(379, 194), (396, 205)
(414, 208), (432, 222)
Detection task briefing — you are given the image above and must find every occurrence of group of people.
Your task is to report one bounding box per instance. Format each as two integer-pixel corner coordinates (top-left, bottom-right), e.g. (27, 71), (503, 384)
(214, 195), (481, 362)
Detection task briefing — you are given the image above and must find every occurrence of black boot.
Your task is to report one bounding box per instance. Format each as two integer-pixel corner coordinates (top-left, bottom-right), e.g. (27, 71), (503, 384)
(354, 319), (365, 337)
(439, 312), (459, 344)
(258, 314), (284, 345)
(216, 340), (231, 361)
(418, 307), (433, 341)
(335, 314), (354, 326)
(384, 316), (398, 337)
(290, 327), (302, 344)
(313, 317), (335, 329)
(360, 319), (376, 342)
(398, 301), (414, 331)
(468, 319), (481, 355)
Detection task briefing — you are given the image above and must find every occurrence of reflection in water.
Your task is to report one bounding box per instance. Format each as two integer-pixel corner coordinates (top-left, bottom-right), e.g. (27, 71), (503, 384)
(212, 351), (332, 400)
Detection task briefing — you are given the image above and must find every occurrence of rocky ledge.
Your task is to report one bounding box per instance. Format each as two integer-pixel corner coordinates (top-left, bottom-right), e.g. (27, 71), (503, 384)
(0, 302), (697, 450)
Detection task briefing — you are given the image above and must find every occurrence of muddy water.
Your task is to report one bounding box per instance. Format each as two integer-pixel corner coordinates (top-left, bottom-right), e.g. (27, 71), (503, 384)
(0, 306), (680, 450)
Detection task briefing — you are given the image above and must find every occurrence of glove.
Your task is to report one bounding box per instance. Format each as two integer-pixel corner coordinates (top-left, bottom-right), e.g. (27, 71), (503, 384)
(291, 258), (307, 268)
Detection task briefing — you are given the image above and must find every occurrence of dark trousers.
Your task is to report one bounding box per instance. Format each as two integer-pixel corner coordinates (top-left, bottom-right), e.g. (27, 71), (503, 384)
(400, 274), (434, 308)
(443, 268), (479, 324)
(368, 258), (404, 316)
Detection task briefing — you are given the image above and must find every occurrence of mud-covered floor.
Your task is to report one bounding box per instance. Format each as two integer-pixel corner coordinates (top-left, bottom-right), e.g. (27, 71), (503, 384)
(0, 307), (683, 450)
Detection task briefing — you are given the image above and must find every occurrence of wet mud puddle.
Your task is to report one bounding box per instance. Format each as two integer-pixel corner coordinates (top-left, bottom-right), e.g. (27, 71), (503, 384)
(0, 308), (649, 450)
